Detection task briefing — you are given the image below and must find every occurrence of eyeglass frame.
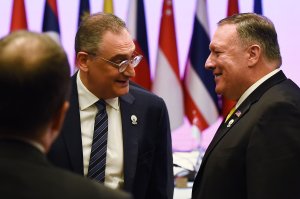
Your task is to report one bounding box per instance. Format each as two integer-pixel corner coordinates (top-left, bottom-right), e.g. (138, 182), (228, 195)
(85, 51), (143, 73)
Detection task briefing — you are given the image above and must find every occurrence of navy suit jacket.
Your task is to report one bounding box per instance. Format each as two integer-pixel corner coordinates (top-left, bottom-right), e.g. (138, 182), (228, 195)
(192, 71), (300, 199)
(0, 139), (131, 199)
(48, 74), (174, 199)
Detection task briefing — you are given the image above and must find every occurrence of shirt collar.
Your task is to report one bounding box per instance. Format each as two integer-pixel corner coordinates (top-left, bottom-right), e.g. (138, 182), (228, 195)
(235, 68), (281, 108)
(77, 71), (119, 111)
(105, 97), (119, 110)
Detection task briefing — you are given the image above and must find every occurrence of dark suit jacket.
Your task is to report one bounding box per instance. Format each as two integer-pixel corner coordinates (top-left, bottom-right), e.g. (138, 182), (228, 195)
(48, 74), (174, 199)
(192, 71), (300, 199)
(0, 139), (131, 199)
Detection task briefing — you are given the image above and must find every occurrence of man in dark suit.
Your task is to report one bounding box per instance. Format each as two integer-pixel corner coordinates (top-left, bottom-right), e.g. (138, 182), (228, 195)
(192, 13), (300, 199)
(48, 13), (174, 199)
(0, 31), (131, 199)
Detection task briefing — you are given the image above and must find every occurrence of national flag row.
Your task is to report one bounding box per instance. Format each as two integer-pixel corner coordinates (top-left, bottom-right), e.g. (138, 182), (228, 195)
(9, 0), (262, 134)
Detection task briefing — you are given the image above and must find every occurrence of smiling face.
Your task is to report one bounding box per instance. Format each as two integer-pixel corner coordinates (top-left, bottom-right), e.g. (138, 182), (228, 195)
(205, 24), (251, 100)
(80, 28), (136, 99)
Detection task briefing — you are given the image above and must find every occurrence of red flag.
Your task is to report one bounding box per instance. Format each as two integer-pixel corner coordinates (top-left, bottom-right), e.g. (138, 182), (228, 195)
(227, 0), (239, 16)
(127, 0), (151, 90)
(152, 0), (184, 130)
(10, 0), (27, 32)
(221, 0), (239, 118)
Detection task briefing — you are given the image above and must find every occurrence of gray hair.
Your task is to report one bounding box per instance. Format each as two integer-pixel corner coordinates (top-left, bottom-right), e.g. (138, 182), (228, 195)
(218, 13), (282, 66)
(75, 12), (127, 55)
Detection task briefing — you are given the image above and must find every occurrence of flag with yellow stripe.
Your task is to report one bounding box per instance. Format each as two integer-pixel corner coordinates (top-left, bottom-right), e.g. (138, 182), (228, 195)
(103, 0), (114, 13)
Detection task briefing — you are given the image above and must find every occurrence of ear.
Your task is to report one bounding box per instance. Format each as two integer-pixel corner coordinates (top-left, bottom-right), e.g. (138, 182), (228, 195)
(76, 52), (89, 72)
(247, 44), (261, 67)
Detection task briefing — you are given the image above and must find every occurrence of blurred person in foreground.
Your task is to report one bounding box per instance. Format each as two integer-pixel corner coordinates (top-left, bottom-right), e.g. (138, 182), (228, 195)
(0, 31), (131, 199)
(47, 12), (173, 199)
(192, 13), (300, 199)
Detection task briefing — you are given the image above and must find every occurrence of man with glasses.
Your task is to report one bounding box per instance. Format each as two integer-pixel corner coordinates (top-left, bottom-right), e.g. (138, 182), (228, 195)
(0, 30), (131, 199)
(48, 13), (173, 199)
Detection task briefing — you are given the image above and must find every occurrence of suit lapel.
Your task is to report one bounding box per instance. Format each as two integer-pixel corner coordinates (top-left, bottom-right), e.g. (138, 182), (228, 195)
(119, 90), (139, 191)
(62, 74), (84, 174)
(203, 102), (251, 161)
(194, 71), (287, 192)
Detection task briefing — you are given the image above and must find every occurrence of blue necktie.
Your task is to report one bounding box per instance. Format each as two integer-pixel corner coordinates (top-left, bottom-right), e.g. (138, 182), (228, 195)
(87, 99), (108, 183)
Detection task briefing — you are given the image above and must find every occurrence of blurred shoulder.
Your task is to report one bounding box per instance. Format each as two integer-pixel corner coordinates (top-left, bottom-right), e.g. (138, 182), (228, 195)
(49, 166), (132, 199)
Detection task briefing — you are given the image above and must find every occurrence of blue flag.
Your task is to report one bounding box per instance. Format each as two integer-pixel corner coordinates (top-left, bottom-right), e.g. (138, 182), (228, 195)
(42, 0), (60, 43)
(78, 0), (90, 27)
(254, 0), (263, 14)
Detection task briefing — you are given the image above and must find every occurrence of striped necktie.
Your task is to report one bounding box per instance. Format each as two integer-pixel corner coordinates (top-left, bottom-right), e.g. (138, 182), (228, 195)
(87, 99), (108, 183)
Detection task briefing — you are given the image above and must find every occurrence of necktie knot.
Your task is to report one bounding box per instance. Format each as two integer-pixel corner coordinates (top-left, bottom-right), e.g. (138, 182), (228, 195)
(95, 99), (106, 112)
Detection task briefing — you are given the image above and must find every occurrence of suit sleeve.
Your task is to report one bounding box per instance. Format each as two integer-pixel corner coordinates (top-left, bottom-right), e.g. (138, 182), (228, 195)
(147, 99), (174, 199)
(247, 101), (300, 199)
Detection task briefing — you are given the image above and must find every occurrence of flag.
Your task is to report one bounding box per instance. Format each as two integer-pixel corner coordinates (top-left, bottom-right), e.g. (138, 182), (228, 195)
(183, 0), (220, 131)
(221, 0), (239, 118)
(10, 0), (27, 32)
(127, 0), (151, 90)
(78, 0), (90, 27)
(152, 0), (184, 131)
(103, 0), (114, 13)
(254, 0), (263, 14)
(227, 0), (239, 16)
(73, 0), (90, 74)
(42, 0), (60, 44)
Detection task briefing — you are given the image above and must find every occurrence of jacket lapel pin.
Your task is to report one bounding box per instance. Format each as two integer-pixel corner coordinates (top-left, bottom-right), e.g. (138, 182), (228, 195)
(235, 110), (242, 117)
(131, 115), (137, 125)
(227, 119), (234, 127)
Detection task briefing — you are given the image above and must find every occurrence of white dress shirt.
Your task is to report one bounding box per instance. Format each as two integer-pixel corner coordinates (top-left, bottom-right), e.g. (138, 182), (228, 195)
(77, 72), (124, 189)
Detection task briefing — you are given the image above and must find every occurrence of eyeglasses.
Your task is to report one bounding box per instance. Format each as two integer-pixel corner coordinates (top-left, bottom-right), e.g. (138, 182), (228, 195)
(87, 52), (143, 73)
